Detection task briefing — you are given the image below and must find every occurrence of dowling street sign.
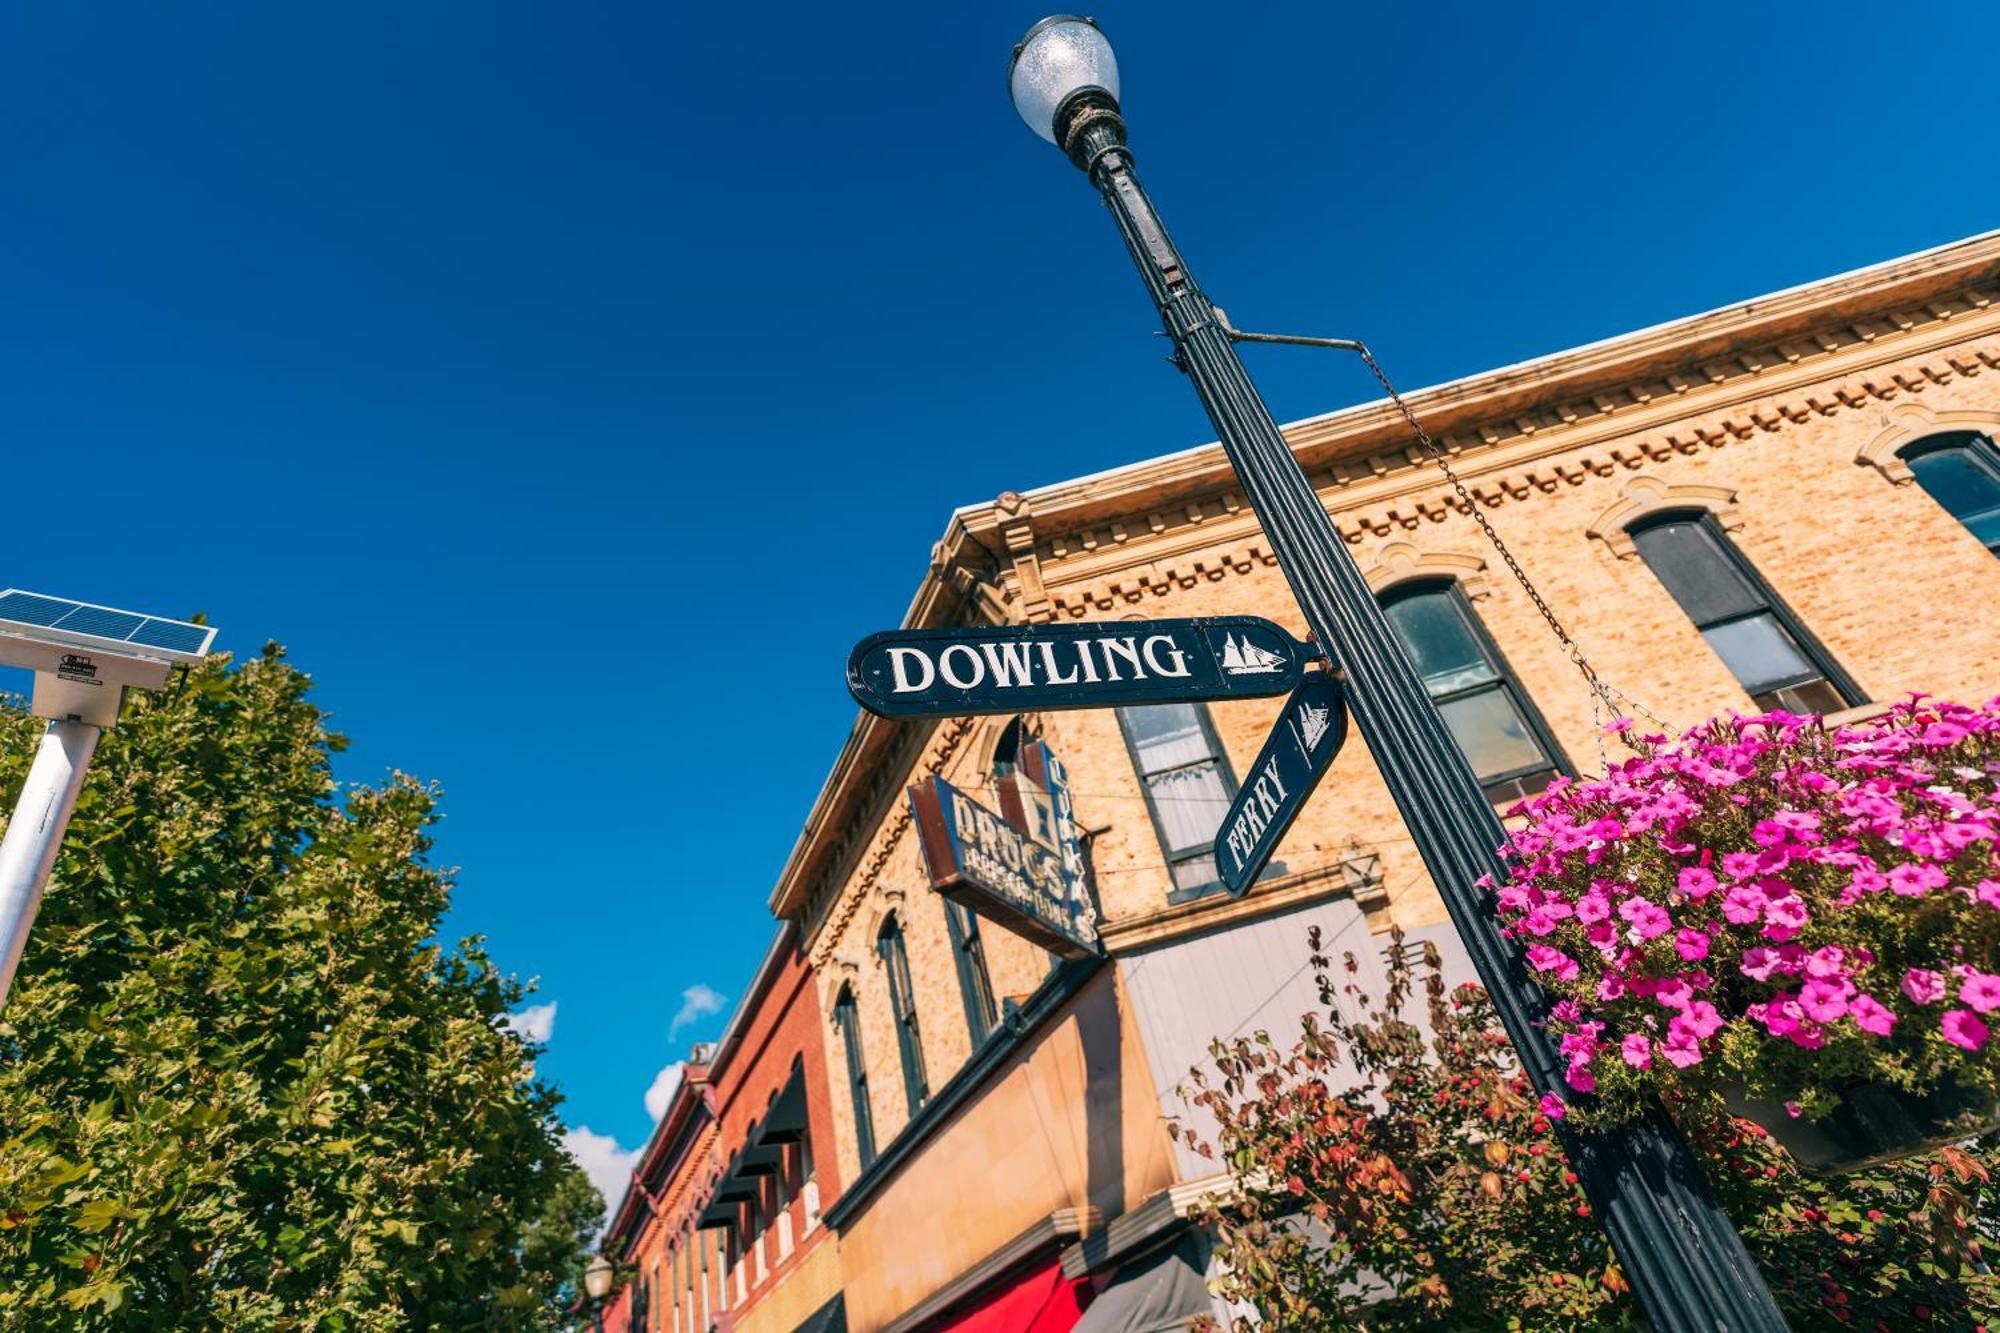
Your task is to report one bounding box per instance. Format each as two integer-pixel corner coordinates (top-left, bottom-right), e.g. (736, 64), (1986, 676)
(1214, 672), (1350, 898)
(909, 775), (1101, 959)
(848, 616), (1304, 719)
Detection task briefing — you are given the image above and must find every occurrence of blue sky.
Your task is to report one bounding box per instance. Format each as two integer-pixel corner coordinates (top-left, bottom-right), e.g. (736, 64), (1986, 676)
(5, 1), (1997, 1210)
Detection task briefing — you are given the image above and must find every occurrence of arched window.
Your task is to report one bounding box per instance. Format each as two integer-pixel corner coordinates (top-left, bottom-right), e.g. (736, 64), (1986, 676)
(1116, 701), (1238, 900)
(1379, 580), (1567, 804)
(1901, 431), (2000, 555)
(876, 915), (930, 1116)
(1629, 512), (1862, 714)
(832, 985), (877, 1169)
(944, 899), (999, 1045)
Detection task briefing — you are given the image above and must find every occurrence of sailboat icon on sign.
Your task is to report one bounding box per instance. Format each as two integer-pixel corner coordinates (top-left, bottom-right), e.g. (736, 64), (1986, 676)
(1297, 699), (1331, 750)
(1219, 633), (1287, 676)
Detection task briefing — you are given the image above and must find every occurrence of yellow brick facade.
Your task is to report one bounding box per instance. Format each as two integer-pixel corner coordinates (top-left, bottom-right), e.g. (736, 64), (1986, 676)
(775, 233), (2000, 1332)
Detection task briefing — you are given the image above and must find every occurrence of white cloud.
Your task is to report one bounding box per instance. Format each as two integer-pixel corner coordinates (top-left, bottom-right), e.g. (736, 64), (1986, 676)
(564, 1125), (639, 1224)
(644, 1060), (686, 1121)
(668, 983), (725, 1039)
(505, 1001), (558, 1046)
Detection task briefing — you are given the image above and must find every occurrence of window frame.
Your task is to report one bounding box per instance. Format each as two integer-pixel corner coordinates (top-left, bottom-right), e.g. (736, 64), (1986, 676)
(1378, 577), (1571, 801)
(1627, 510), (1864, 710)
(1900, 431), (2000, 555)
(943, 898), (999, 1046)
(832, 984), (877, 1169)
(1115, 699), (1240, 903)
(875, 915), (931, 1118)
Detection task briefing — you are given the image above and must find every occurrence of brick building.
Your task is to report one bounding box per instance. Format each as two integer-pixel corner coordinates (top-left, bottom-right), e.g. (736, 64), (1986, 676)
(604, 924), (848, 1333)
(755, 231), (2000, 1333)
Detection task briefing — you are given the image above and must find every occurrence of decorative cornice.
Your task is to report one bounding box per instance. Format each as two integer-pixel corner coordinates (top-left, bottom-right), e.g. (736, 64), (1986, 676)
(807, 717), (976, 966)
(1041, 337), (1999, 614)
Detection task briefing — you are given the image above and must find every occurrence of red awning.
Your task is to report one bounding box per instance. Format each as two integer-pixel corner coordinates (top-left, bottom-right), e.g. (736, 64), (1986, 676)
(929, 1257), (1091, 1333)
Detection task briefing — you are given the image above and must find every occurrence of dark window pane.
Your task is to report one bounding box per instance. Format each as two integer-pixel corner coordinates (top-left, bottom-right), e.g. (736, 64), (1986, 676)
(1701, 613), (1818, 694)
(1908, 441), (2000, 550)
(1438, 686), (1552, 781)
(1630, 520), (1767, 624)
(1383, 592), (1497, 694)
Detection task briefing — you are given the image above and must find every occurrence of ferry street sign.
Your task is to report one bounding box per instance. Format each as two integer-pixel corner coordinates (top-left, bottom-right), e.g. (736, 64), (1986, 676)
(1214, 672), (1350, 899)
(848, 616), (1304, 719)
(908, 775), (1101, 959)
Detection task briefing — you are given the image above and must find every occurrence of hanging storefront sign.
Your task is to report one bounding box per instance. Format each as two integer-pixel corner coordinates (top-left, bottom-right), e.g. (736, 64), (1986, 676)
(909, 775), (1101, 959)
(848, 616), (1304, 719)
(1214, 671), (1350, 898)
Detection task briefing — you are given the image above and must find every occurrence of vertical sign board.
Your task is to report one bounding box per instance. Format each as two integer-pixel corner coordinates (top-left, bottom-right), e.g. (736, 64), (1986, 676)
(1214, 672), (1351, 898)
(1021, 740), (1099, 943)
(909, 776), (1101, 959)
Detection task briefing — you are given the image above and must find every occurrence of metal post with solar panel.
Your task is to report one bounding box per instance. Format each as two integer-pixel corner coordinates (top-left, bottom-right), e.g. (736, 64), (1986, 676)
(0, 590), (216, 1009)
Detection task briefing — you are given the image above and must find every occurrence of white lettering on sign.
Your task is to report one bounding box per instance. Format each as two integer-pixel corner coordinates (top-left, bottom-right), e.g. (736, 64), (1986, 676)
(938, 644), (984, 690)
(1140, 635), (1192, 678)
(888, 647), (935, 694)
(884, 634), (1225, 694)
(1221, 753), (1291, 872)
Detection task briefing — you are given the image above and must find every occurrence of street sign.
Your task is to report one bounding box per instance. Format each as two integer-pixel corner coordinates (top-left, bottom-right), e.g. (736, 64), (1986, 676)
(849, 616), (1305, 719)
(908, 775), (1101, 959)
(1214, 671), (1349, 898)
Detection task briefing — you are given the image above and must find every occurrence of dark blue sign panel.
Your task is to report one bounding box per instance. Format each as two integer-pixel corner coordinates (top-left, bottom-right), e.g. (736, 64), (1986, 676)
(1214, 672), (1350, 899)
(849, 616), (1304, 719)
(908, 776), (1101, 959)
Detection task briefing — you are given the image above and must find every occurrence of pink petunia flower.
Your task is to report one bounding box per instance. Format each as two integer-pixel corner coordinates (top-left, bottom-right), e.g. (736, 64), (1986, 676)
(1675, 866), (1718, 899)
(1889, 863), (1949, 897)
(1526, 945), (1580, 983)
(1798, 979), (1854, 1024)
(1720, 850), (1764, 881)
(1619, 897), (1672, 941)
(1660, 1031), (1704, 1068)
(1959, 970), (2000, 1014)
(1761, 896), (1809, 942)
(1942, 1010), (1990, 1052)
(1722, 885), (1767, 924)
(1566, 1061), (1597, 1093)
(1977, 879), (2000, 910)
(1539, 1093), (1568, 1120)
(1674, 928), (1711, 962)
(1903, 968), (1948, 1006)
(1848, 994), (1896, 1036)
(1621, 1034), (1652, 1069)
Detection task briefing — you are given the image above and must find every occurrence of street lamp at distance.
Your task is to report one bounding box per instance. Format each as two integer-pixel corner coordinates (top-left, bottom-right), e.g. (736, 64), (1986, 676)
(581, 1254), (614, 1333)
(1007, 17), (1787, 1332)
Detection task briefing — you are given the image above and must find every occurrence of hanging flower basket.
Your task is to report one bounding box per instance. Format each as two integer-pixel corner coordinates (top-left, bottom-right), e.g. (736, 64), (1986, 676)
(1491, 697), (2000, 1173)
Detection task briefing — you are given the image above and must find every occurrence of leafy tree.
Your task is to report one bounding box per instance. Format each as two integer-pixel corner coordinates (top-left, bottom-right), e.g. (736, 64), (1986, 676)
(1180, 929), (2000, 1330)
(0, 644), (598, 1328)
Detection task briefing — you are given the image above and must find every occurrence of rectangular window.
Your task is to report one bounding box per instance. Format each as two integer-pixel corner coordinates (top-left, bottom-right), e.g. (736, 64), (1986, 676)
(1381, 582), (1566, 804)
(945, 899), (999, 1045)
(1630, 515), (1860, 715)
(834, 988), (878, 1168)
(877, 920), (930, 1116)
(1905, 434), (2000, 553)
(1117, 701), (1237, 899)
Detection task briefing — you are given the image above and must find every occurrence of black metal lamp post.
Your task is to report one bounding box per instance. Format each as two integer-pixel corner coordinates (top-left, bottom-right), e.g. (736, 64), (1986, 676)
(1008, 17), (1788, 1331)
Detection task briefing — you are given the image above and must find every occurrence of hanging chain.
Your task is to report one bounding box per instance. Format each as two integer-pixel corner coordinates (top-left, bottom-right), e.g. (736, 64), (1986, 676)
(1348, 342), (1672, 747)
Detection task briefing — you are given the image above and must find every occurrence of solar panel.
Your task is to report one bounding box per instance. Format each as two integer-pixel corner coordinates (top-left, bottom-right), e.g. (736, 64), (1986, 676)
(0, 589), (216, 663)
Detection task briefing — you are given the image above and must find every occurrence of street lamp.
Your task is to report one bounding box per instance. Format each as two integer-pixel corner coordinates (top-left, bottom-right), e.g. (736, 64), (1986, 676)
(582, 1254), (614, 1332)
(0, 590), (216, 1011)
(1009, 18), (1786, 1332)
